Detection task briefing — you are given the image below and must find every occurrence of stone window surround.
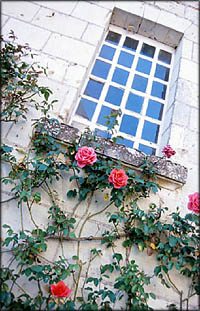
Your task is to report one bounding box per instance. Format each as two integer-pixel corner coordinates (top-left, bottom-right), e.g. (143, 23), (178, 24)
(40, 119), (188, 190)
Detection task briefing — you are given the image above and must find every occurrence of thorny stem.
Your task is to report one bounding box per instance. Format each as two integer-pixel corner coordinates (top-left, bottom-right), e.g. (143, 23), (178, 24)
(44, 181), (57, 206)
(77, 200), (114, 259)
(183, 292), (196, 309)
(74, 200), (114, 303)
(19, 202), (24, 232)
(27, 199), (39, 229)
(71, 200), (82, 218)
(74, 191), (94, 231)
(180, 290), (183, 311)
(165, 271), (182, 295)
(8, 256), (16, 268)
(81, 253), (99, 302)
(58, 227), (65, 258)
(37, 279), (44, 309)
(72, 271), (77, 286)
(73, 264), (83, 302)
(37, 279), (43, 296)
(72, 167), (81, 195)
(47, 233), (127, 242)
(14, 281), (29, 295)
(125, 245), (131, 266)
(10, 265), (23, 293)
(0, 196), (18, 204)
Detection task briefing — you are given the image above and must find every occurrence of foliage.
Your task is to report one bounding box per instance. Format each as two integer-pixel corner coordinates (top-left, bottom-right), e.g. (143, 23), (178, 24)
(0, 30), (56, 122)
(1, 32), (199, 311)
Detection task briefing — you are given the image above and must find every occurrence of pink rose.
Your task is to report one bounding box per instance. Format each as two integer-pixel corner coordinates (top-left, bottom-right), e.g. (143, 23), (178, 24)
(50, 281), (72, 297)
(162, 145), (176, 158)
(75, 147), (97, 168)
(109, 169), (128, 189)
(187, 192), (199, 214)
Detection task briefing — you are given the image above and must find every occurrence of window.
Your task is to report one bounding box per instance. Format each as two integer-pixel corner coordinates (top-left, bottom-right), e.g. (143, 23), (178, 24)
(70, 25), (174, 155)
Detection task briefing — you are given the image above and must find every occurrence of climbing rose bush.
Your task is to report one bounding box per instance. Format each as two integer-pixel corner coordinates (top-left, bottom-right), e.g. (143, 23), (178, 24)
(109, 168), (128, 189)
(187, 192), (199, 214)
(75, 146), (97, 168)
(50, 281), (72, 297)
(162, 144), (176, 158)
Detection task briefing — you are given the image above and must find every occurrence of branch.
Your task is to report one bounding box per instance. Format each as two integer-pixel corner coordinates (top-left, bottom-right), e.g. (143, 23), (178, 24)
(0, 196), (18, 204)
(47, 233), (127, 242)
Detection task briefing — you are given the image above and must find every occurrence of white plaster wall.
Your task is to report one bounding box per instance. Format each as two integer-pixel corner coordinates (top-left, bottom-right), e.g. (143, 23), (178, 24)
(1, 1), (199, 309)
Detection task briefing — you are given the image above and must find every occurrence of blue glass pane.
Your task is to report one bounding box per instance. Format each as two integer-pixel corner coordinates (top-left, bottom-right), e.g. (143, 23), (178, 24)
(132, 74), (148, 93)
(142, 120), (159, 143)
(97, 105), (116, 128)
(105, 31), (121, 45)
(123, 37), (138, 52)
(94, 128), (111, 139)
(76, 98), (97, 121)
(105, 86), (124, 106)
(99, 44), (116, 61)
(146, 99), (164, 120)
(84, 79), (104, 99)
(140, 43), (155, 58)
(126, 92), (144, 113)
(116, 137), (134, 148)
(139, 144), (156, 155)
(117, 51), (134, 68)
(112, 67), (129, 86)
(158, 50), (172, 64)
(91, 60), (111, 79)
(136, 58), (152, 74)
(120, 114), (139, 136)
(151, 81), (167, 99)
(155, 64), (169, 81)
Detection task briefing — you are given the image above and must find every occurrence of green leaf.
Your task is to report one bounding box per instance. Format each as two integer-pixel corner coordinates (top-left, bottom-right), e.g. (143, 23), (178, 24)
(154, 266), (161, 276)
(169, 236), (177, 247)
(34, 192), (41, 203)
(3, 224), (11, 229)
(79, 177), (85, 184)
(162, 265), (168, 273)
(113, 253), (123, 263)
(1, 145), (13, 153)
(114, 280), (123, 289)
(144, 224), (149, 234)
(31, 265), (43, 273)
(69, 232), (76, 239)
(37, 163), (48, 171)
(19, 231), (26, 239)
(150, 292), (156, 299)
(108, 290), (116, 303)
(61, 270), (70, 279)
(175, 263), (181, 270)
(168, 262), (174, 270)
(67, 189), (77, 198)
(24, 268), (31, 277)
(4, 237), (13, 246)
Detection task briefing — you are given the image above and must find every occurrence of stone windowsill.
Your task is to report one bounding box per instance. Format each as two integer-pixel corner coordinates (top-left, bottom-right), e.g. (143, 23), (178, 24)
(40, 120), (188, 187)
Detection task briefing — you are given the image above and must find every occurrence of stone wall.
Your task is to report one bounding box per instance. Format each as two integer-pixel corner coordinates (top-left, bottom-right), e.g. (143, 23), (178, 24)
(1, 1), (199, 309)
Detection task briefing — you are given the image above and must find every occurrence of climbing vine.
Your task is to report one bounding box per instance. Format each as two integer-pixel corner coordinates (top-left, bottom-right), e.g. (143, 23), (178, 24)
(1, 32), (199, 311)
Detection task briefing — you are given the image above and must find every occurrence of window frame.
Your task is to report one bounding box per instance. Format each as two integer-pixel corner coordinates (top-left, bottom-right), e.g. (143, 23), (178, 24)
(70, 24), (175, 155)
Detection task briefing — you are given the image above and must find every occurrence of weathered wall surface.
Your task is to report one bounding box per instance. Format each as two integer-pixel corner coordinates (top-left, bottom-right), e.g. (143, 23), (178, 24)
(1, 1), (199, 309)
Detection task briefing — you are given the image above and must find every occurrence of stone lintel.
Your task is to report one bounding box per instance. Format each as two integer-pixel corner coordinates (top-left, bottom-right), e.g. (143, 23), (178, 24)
(40, 120), (188, 185)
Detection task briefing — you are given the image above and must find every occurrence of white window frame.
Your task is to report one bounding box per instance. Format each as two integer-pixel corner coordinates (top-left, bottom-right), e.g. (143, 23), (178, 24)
(70, 24), (175, 155)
